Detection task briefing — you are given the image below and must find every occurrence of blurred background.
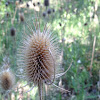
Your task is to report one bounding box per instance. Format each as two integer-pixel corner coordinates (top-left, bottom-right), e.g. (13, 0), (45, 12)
(0, 0), (100, 100)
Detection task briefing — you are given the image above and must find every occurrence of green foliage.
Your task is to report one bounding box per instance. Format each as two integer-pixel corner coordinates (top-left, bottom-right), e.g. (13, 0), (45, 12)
(0, 0), (100, 100)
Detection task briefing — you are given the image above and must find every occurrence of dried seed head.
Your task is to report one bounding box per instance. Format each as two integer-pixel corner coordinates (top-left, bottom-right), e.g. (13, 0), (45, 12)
(6, 12), (10, 17)
(84, 23), (88, 26)
(17, 19), (59, 86)
(59, 6), (63, 12)
(7, 1), (10, 4)
(52, 8), (55, 13)
(5, 2), (9, 7)
(37, 2), (40, 6)
(91, 1), (94, 4)
(33, 3), (36, 6)
(47, 8), (51, 14)
(26, 3), (29, 8)
(59, 22), (62, 26)
(44, 0), (49, 7)
(19, 0), (22, 3)
(42, 12), (46, 17)
(0, 69), (15, 92)
(19, 13), (24, 22)
(10, 27), (16, 36)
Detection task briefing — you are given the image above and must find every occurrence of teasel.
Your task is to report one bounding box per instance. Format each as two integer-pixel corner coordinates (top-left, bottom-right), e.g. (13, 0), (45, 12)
(5, 2), (9, 7)
(42, 12), (46, 17)
(10, 27), (16, 36)
(26, 3), (29, 8)
(59, 22), (62, 27)
(0, 67), (15, 96)
(37, 2), (40, 6)
(7, 0), (10, 5)
(17, 18), (72, 100)
(44, 0), (49, 7)
(6, 12), (10, 17)
(33, 3), (36, 7)
(19, 13), (24, 22)
(47, 8), (51, 15)
(19, 0), (22, 3)
(52, 8), (55, 13)
(84, 23), (88, 26)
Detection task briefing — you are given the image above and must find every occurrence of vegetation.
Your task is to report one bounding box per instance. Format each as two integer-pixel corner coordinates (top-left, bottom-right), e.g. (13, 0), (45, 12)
(0, 0), (100, 100)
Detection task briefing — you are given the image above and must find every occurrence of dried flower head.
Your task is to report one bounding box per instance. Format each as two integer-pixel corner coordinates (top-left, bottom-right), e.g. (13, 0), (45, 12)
(10, 27), (16, 36)
(47, 8), (51, 14)
(0, 69), (15, 93)
(5, 2), (9, 7)
(7, 0), (10, 4)
(84, 23), (88, 26)
(19, 13), (24, 22)
(17, 18), (60, 99)
(17, 18), (71, 100)
(33, 3), (36, 7)
(42, 12), (46, 17)
(59, 22), (62, 26)
(19, 0), (22, 3)
(52, 8), (55, 13)
(37, 2), (40, 6)
(17, 19), (59, 83)
(6, 12), (10, 17)
(44, 0), (49, 7)
(26, 3), (29, 8)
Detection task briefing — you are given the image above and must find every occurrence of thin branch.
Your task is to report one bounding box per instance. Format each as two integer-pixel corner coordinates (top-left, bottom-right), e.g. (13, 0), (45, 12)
(52, 83), (70, 93)
(55, 60), (73, 79)
(25, 85), (34, 93)
(11, 7), (17, 25)
(90, 36), (96, 76)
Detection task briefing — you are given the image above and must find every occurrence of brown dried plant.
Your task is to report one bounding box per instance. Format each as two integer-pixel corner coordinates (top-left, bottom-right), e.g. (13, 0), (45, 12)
(17, 18), (72, 100)
(0, 67), (15, 98)
(0, 56), (16, 99)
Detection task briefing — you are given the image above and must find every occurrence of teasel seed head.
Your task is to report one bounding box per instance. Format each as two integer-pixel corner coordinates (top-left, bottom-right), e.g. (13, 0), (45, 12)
(10, 27), (16, 36)
(6, 12), (10, 17)
(19, 0), (22, 3)
(19, 13), (24, 22)
(42, 12), (46, 17)
(5, 2), (9, 7)
(26, 3), (29, 8)
(52, 8), (55, 13)
(47, 8), (51, 14)
(84, 23), (88, 26)
(33, 3), (36, 7)
(7, 1), (10, 5)
(59, 22), (62, 26)
(17, 19), (59, 86)
(44, 0), (49, 7)
(37, 2), (40, 6)
(0, 69), (15, 93)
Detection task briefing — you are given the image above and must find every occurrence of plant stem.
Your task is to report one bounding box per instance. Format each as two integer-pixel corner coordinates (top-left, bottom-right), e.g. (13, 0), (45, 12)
(90, 36), (96, 76)
(38, 81), (44, 100)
